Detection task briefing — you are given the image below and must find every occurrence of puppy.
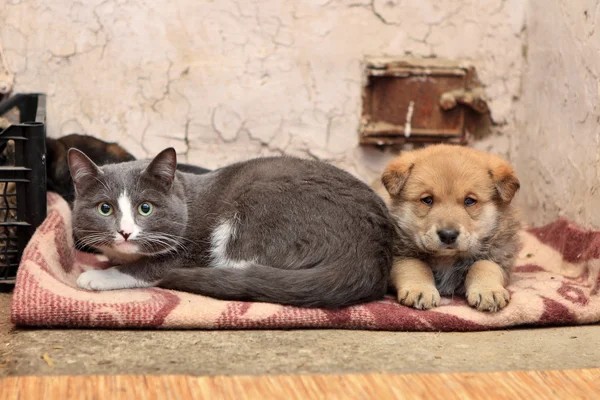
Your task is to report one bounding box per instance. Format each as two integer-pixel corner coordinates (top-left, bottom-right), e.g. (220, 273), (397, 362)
(375, 145), (521, 312)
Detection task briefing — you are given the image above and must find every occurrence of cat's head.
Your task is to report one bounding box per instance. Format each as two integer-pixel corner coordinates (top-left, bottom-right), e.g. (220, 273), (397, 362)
(68, 147), (188, 258)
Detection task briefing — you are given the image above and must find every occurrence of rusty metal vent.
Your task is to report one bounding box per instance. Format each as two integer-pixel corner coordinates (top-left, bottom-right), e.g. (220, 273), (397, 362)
(359, 57), (490, 147)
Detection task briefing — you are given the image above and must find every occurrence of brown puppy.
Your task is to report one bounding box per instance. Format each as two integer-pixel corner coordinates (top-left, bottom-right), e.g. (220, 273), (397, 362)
(376, 145), (521, 312)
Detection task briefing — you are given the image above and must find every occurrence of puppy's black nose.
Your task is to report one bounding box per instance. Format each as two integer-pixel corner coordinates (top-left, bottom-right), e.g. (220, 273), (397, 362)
(438, 229), (459, 245)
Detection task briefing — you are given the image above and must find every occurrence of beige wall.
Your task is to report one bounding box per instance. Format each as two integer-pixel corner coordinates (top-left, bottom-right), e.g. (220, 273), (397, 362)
(0, 0), (524, 181)
(515, 0), (600, 228)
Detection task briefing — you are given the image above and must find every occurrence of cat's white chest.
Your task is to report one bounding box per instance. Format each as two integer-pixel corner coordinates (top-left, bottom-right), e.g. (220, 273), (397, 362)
(210, 219), (254, 269)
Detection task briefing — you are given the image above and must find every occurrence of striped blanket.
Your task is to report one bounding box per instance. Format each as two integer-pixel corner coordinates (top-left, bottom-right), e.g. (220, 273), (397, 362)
(10, 193), (600, 331)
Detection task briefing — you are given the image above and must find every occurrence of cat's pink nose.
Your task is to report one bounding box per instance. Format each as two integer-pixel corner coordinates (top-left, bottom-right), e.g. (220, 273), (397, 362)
(118, 230), (131, 240)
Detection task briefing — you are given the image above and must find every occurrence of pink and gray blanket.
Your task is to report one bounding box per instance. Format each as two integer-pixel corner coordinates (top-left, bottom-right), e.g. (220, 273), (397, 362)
(10, 193), (600, 331)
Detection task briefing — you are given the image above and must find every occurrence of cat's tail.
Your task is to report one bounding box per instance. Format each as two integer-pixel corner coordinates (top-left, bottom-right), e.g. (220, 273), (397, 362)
(158, 262), (388, 308)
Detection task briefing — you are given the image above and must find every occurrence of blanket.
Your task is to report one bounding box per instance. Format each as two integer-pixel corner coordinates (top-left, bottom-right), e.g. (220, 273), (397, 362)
(10, 193), (600, 331)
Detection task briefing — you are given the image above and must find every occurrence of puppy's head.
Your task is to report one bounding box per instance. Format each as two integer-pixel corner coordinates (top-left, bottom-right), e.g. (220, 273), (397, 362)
(382, 145), (519, 256)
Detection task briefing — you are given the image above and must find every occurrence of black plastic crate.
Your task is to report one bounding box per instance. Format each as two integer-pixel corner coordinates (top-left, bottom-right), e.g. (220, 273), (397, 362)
(0, 94), (47, 286)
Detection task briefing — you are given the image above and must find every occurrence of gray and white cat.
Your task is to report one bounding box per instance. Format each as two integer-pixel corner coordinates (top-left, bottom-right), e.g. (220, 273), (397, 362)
(68, 148), (395, 308)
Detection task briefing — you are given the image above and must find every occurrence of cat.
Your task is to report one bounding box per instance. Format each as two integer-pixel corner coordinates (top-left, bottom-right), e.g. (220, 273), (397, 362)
(68, 147), (395, 308)
(46, 134), (211, 254)
(29, 133), (208, 253)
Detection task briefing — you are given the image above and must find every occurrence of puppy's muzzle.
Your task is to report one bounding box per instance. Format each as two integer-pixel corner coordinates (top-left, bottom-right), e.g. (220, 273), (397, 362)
(438, 229), (459, 245)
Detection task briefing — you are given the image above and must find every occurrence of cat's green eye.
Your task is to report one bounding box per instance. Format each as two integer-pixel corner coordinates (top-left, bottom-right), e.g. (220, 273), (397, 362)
(97, 202), (113, 216)
(138, 202), (153, 216)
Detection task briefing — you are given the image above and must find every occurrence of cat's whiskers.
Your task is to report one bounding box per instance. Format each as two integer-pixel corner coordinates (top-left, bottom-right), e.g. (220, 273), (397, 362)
(74, 232), (113, 251)
(151, 236), (186, 252)
(74, 228), (193, 257)
(145, 232), (195, 247)
(141, 237), (173, 249)
(164, 237), (191, 254)
(71, 229), (114, 258)
(153, 231), (194, 243)
(139, 232), (190, 256)
(75, 237), (111, 250)
(75, 234), (107, 243)
(137, 237), (181, 256)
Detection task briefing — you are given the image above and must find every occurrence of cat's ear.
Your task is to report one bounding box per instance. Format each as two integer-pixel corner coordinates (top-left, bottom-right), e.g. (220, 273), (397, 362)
(68, 148), (100, 187)
(68, 148), (101, 194)
(143, 148), (177, 187)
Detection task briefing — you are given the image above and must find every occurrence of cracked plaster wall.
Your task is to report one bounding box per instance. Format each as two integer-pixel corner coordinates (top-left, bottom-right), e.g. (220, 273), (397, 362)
(0, 0), (524, 182)
(515, 0), (600, 228)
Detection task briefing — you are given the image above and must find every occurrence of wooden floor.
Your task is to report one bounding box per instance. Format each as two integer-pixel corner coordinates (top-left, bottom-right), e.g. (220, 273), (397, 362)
(2, 369), (599, 399)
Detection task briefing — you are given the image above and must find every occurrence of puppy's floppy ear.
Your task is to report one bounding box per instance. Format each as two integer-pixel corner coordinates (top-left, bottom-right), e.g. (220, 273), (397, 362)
(488, 156), (520, 203)
(68, 148), (101, 195)
(143, 147), (177, 188)
(381, 154), (415, 196)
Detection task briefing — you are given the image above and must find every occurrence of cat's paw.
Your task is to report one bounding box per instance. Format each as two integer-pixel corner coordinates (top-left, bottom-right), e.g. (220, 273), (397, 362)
(77, 268), (151, 291)
(466, 285), (510, 312)
(77, 269), (118, 291)
(397, 285), (441, 310)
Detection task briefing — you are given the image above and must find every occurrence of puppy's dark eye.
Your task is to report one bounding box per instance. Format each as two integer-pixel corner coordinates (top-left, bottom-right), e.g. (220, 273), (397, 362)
(421, 196), (433, 206)
(464, 197), (477, 207)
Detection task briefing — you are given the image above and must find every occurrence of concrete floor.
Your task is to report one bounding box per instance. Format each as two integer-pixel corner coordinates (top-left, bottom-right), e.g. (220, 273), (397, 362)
(1, 293), (599, 377)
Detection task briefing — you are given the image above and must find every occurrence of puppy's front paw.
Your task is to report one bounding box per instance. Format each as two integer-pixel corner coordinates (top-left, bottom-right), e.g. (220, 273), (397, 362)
(397, 285), (441, 310)
(466, 285), (510, 312)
